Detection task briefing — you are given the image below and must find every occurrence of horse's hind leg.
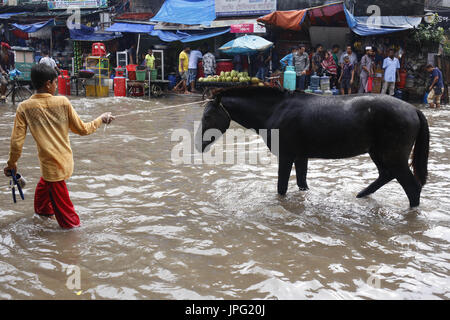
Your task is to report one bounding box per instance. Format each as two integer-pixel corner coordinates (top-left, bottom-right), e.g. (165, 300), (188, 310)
(357, 175), (393, 199)
(393, 165), (422, 208)
(295, 158), (309, 191)
(357, 152), (393, 198)
(278, 154), (295, 196)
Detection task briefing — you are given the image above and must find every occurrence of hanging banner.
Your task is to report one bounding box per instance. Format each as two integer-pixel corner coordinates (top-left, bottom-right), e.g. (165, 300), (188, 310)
(216, 0), (277, 17)
(230, 23), (266, 34)
(47, 0), (108, 10)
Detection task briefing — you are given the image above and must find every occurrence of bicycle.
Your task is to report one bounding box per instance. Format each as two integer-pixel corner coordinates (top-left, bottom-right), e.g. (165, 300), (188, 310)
(0, 69), (33, 105)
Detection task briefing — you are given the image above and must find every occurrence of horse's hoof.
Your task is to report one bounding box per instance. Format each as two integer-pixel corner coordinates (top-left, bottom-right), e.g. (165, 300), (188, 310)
(299, 187), (309, 191)
(357, 191), (370, 198)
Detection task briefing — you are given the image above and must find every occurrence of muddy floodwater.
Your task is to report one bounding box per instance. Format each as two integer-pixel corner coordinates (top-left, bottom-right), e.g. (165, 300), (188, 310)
(0, 95), (449, 300)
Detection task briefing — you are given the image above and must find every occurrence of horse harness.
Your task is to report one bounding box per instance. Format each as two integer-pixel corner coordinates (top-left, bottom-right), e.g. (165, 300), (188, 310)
(218, 102), (232, 122)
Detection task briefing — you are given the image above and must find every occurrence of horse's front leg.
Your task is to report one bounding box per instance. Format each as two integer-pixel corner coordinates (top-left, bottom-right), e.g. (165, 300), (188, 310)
(278, 154), (295, 196)
(295, 158), (309, 191)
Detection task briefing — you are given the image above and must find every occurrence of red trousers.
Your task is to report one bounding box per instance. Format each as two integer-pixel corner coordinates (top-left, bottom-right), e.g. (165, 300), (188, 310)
(34, 177), (81, 229)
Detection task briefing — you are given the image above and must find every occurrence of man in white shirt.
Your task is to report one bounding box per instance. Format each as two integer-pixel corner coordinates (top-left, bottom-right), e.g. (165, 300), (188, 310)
(381, 49), (400, 96)
(187, 47), (203, 93)
(39, 49), (61, 75)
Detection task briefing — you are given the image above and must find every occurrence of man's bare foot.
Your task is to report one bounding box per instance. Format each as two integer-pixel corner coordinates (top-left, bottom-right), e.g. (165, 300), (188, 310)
(37, 214), (56, 221)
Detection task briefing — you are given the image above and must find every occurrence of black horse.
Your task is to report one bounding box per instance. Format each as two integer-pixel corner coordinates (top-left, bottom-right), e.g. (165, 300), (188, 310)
(197, 87), (430, 208)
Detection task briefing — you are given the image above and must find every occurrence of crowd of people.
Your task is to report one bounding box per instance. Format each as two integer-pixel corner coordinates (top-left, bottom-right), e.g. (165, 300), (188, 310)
(173, 44), (216, 95)
(172, 42), (407, 96)
(253, 43), (445, 108)
(276, 44), (400, 95)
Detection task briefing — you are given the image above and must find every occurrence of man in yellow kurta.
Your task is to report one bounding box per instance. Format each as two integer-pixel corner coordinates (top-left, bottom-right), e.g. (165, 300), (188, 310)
(173, 46), (190, 94)
(3, 64), (114, 229)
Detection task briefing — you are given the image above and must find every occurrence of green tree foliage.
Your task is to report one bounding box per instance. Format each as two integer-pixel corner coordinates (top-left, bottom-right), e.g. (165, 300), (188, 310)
(413, 14), (445, 49)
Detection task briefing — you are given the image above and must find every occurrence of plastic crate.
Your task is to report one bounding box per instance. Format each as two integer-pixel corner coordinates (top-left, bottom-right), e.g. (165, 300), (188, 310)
(136, 70), (146, 81)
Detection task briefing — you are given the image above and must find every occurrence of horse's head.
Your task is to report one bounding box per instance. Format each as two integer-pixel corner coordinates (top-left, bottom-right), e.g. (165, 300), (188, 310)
(196, 97), (231, 153)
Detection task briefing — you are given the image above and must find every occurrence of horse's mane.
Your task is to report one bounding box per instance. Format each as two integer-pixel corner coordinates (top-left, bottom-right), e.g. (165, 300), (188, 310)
(211, 85), (287, 100)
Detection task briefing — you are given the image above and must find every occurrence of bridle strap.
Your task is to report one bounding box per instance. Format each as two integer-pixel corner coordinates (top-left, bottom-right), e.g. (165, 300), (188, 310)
(218, 102), (232, 121)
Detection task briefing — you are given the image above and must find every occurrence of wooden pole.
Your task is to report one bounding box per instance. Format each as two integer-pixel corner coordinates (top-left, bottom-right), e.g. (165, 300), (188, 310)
(136, 34), (141, 65)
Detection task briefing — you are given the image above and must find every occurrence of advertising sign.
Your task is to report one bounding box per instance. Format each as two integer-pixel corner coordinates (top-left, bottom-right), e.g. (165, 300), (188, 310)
(216, 0), (277, 17)
(48, 0), (108, 10)
(230, 23), (266, 33)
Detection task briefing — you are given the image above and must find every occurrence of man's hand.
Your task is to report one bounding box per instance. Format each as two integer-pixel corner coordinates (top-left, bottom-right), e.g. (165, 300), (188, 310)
(4, 165), (16, 177)
(101, 112), (115, 125)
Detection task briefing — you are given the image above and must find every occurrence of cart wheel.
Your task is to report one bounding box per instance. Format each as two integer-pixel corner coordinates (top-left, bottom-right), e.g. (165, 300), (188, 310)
(12, 86), (33, 105)
(151, 84), (162, 97)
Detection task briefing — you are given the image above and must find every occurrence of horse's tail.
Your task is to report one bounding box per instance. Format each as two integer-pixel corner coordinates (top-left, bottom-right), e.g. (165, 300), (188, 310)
(412, 109), (430, 186)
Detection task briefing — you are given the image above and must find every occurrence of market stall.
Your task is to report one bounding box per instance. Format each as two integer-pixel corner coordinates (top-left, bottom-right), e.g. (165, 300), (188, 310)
(196, 35), (272, 95)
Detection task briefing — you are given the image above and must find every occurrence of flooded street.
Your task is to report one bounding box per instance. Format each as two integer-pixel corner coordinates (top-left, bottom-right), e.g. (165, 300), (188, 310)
(0, 95), (449, 300)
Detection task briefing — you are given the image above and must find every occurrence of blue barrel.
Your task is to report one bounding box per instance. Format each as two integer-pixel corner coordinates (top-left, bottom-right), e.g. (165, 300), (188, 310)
(283, 66), (296, 91)
(331, 88), (339, 95)
(394, 89), (403, 100)
(168, 74), (177, 90)
(311, 73), (320, 88)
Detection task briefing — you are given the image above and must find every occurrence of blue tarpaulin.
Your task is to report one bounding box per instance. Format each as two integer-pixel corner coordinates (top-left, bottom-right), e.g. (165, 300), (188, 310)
(150, 30), (190, 42)
(151, 0), (216, 26)
(70, 24), (121, 41)
(105, 22), (154, 33)
(0, 12), (27, 19)
(12, 19), (54, 33)
(150, 27), (230, 43)
(344, 5), (422, 36)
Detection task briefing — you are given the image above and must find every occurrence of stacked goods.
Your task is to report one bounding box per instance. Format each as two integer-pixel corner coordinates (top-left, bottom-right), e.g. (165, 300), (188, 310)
(198, 70), (264, 86)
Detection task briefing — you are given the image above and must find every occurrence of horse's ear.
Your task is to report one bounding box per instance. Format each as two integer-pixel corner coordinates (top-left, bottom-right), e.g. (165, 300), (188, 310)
(214, 95), (222, 106)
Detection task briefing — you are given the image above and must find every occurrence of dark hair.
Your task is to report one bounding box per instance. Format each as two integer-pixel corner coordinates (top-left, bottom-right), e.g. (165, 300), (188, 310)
(316, 44), (323, 50)
(388, 48), (395, 52)
(31, 64), (57, 90)
(332, 44), (340, 49)
(299, 44), (306, 49)
(426, 64), (434, 69)
(42, 48), (49, 56)
(291, 46), (298, 52)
